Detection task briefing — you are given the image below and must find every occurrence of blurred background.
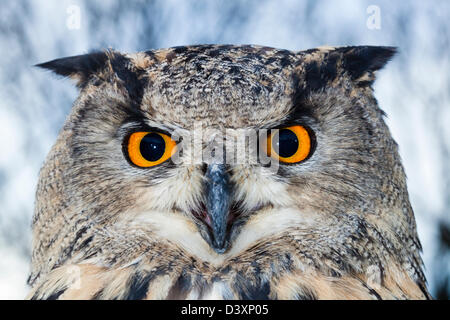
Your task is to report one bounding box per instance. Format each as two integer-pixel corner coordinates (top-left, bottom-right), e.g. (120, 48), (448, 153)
(0, 0), (448, 299)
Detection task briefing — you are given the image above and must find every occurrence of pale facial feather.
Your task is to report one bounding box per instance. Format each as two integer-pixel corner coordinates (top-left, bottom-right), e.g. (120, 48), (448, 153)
(125, 205), (318, 266)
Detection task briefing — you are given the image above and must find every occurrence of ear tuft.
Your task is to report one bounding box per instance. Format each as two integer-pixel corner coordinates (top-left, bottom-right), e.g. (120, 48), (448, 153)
(35, 51), (109, 87)
(340, 46), (397, 82)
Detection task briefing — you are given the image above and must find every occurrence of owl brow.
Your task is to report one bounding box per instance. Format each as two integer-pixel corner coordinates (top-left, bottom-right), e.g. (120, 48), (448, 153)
(264, 119), (310, 130)
(118, 120), (173, 137)
(285, 101), (317, 125)
(256, 112), (314, 131)
(110, 54), (148, 106)
(143, 119), (186, 135)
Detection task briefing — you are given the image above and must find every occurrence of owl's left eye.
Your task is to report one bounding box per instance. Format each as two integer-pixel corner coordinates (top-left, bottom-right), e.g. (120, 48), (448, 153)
(264, 125), (312, 164)
(127, 131), (176, 167)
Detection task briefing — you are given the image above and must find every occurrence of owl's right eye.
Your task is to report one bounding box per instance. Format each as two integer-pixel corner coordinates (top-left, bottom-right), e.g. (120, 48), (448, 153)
(127, 132), (176, 167)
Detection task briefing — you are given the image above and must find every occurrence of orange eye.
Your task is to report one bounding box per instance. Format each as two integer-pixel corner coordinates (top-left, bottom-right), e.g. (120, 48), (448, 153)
(265, 125), (311, 164)
(127, 132), (176, 167)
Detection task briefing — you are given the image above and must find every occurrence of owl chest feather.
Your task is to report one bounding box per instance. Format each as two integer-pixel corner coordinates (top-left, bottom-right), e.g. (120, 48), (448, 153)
(28, 254), (428, 300)
(28, 213), (429, 300)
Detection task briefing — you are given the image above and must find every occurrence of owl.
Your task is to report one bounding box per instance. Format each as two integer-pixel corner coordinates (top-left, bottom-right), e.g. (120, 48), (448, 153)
(27, 44), (431, 300)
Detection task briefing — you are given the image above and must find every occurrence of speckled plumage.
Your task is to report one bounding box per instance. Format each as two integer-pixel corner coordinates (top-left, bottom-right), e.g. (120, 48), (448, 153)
(28, 44), (430, 300)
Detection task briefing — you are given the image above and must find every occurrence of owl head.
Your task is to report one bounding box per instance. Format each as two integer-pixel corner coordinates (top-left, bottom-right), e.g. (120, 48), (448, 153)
(29, 45), (428, 299)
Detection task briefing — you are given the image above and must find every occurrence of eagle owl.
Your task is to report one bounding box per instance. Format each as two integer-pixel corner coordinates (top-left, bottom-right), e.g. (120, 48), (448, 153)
(28, 45), (430, 300)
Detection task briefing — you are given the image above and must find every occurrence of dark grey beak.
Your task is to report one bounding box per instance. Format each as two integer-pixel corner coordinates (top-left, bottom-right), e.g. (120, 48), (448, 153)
(205, 163), (232, 253)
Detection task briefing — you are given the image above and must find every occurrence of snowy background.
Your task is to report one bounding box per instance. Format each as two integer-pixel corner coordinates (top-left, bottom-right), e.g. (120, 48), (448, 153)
(0, 0), (448, 299)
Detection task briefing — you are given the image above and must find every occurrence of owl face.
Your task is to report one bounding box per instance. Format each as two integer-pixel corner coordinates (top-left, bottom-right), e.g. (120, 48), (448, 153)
(35, 45), (409, 269)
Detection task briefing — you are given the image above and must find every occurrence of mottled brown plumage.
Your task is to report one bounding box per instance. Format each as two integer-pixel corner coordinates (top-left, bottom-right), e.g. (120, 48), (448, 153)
(28, 45), (430, 300)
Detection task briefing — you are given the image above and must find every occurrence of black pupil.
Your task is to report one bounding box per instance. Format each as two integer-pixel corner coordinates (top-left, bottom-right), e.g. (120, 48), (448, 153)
(140, 133), (166, 162)
(273, 129), (299, 158)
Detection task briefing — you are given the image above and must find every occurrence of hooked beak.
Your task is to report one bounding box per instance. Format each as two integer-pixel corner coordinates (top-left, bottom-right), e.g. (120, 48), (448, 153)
(204, 163), (232, 253)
